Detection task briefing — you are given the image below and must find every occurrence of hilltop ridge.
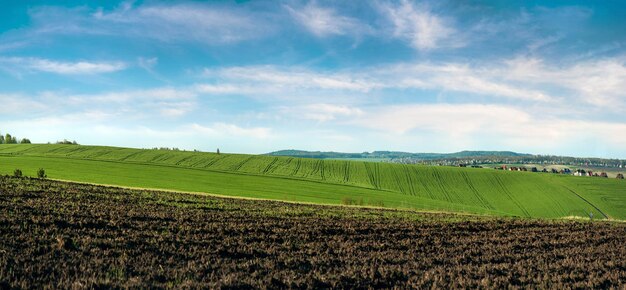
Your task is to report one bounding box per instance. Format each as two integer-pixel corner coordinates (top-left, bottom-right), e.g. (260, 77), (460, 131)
(266, 150), (529, 160)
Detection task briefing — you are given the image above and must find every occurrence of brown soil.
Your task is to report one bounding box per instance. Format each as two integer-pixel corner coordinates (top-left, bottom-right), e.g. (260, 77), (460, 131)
(0, 176), (624, 288)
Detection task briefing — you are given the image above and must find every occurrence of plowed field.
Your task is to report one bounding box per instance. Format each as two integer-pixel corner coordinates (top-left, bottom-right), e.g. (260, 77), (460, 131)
(1, 176), (624, 288)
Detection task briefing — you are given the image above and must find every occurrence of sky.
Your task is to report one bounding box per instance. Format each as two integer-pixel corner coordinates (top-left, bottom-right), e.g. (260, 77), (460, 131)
(1, 0), (625, 158)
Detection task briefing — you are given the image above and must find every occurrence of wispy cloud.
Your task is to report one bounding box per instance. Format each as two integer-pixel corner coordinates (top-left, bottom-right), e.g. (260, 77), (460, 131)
(377, 0), (459, 51)
(281, 103), (363, 122)
(199, 54), (626, 110)
(0, 93), (49, 113)
(502, 56), (626, 109)
(26, 2), (273, 44)
(190, 123), (272, 139)
(352, 103), (626, 155)
(202, 66), (380, 92)
(0, 57), (126, 74)
(3, 88), (199, 121)
(286, 2), (368, 37)
(199, 62), (554, 103)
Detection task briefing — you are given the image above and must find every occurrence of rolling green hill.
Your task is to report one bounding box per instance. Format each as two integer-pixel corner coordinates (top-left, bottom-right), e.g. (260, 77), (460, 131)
(0, 144), (624, 220)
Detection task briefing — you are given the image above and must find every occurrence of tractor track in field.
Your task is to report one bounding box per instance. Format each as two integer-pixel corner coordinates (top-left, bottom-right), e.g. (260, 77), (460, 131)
(230, 156), (255, 172)
(262, 158), (279, 174)
(202, 155), (228, 169)
(364, 162), (378, 190)
(118, 151), (145, 162)
(173, 155), (196, 166)
(430, 168), (454, 204)
(561, 186), (609, 219)
(146, 153), (168, 163)
(63, 146), (92, 156)
(343, 162), (350, 183)
(391, 168), (408, 195)
(460, 172), (495, 210)
(83, 147), (127, 159)
(291, 159), (302, 177)
(403, 165), (417, 196)
(493, 174), (531, 218)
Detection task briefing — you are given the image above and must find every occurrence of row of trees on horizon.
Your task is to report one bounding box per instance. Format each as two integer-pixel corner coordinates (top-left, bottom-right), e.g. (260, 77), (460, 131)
(1, 131), (81, 145)
(0, 132), (31, 144)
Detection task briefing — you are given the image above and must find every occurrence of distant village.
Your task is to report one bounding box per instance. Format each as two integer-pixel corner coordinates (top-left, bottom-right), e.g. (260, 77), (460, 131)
(457, 164), (624, 179)
(398, 156), (626, 169)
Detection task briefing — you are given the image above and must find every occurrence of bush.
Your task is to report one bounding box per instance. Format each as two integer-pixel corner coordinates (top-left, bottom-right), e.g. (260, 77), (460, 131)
(13, 169), (23, 178)
(341, 197), (354, 205)
(37, 168), (46, 179)
(341, 197), (365, 206)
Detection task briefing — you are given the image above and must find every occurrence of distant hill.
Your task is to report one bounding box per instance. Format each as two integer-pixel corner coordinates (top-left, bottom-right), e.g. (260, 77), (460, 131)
(265, 150), (530, 160)
(266, 149), (626, 169)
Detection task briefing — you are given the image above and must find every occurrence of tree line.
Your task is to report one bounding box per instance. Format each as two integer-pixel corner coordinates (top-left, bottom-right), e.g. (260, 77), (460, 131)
(0, 132), (31, 144)
(0, 131), (78, 145)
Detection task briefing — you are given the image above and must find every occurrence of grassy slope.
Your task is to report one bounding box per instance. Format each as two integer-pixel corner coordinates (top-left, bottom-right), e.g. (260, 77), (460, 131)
(0, 144), (624, 219)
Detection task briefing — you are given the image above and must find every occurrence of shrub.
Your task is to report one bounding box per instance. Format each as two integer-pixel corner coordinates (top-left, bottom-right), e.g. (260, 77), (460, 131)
(13, 169), (23, 178)
(341, 197), (354, 205)
(37, 168), (47, 179)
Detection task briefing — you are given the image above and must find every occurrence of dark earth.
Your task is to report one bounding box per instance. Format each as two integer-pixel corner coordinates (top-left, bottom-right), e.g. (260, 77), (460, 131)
(0, 176), (624, 288)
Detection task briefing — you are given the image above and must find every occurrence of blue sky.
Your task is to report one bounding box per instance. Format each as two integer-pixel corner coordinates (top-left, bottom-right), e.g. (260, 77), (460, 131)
(1, 0), (625, 158)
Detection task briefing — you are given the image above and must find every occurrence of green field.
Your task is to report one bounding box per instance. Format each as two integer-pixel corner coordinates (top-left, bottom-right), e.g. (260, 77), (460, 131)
(0, 144), (624, 220)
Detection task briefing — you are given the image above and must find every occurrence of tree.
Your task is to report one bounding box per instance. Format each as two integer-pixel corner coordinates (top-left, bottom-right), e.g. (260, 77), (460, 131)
(5, 134), (12, 144)
(37, 168), (46, 179)
(217, 148), (220, 154)
(20, 138), (31, 144)
(0, 134), (4, 144)
(56, 139), (79, 145)
(10, 136), (17, 144)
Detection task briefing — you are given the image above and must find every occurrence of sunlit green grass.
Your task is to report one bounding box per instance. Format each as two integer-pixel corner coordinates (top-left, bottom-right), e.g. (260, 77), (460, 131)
(0, 144), (624, 219)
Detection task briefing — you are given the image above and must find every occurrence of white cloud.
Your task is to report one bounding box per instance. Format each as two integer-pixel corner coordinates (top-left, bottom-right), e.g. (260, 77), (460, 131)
(0, 3), (265, 48)
(352, 103), (626, 154)
(138, 57), (157, 70)
(203, 66), (380, 92)
(199, 63), (554, 103)
(1, 116), (273, 149)
(189, 123), (272, 139)
(154, 101), (195, 118)
(198, 56), (626, 109)
(24, 2), (272, 44)
(355, 104), (527, 135)
(378, 0), (458, 50)
(387, 63), (553, 102)
(502, 56), (626, 109)
(286, 2), (367, 37)
(282, 103), (363, 122)
(0, 94), (48, 113)
(0, 57), (126, 74)
(195, 84), (259, 94)
(0, 88), (199, 121)
(64, 88), (196, 104)
(29, 59), (126, 74)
